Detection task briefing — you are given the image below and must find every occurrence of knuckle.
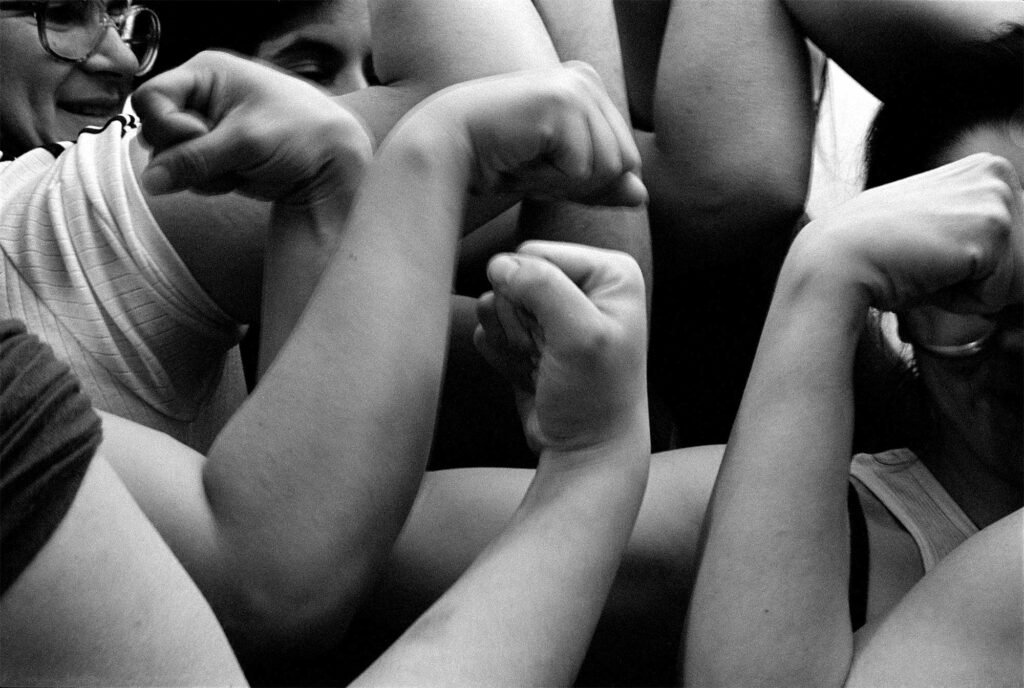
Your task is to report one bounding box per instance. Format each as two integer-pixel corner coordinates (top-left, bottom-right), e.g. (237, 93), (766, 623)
(566, 325), (609, 361)
(618, 253), (645, 287)
(235, 127), (271, 161)
(972, 152), (1018, 188)
(980, 151), (1014, 175)
(563, 60), (600, 86)
(321, 117), (372, 162)
(540, 82), (577, 116)
(171, 145), (210, 183)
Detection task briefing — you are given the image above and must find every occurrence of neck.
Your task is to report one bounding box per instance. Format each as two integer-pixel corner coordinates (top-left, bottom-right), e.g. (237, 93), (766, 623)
(918, 429), (1023, 530)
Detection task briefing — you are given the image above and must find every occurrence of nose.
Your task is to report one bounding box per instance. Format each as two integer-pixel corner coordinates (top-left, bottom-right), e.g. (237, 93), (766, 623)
(80, 24), (139, 79)
(328, 61), (371, 97)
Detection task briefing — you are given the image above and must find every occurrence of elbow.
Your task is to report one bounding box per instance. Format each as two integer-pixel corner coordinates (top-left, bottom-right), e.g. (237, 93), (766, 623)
(646, 159), (808, 262)
(641, 136), (809, 253)
(217, 549), (379, 659)
(652, 150), (807, 223)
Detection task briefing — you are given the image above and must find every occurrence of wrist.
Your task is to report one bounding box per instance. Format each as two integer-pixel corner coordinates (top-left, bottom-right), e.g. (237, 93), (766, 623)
(782, 220), (878, 315)
(536, 411), (650, 480)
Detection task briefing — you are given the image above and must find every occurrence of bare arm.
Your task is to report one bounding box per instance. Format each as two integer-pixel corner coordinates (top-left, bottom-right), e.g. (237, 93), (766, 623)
(357, 241), (650, 687)
(684, 227), (864, 688)
(131, 0), (565, 323)
(847, 510), (1023, 688)
(781, 0), (1024, 104)
(647, 0), (813, 259)
(110, 55), (645, 669)
(0, 455), (247, 688)
(523, 0), (653, 306)
(638, 0), (815, 448)
(684, 154), (1024, 687)
(337, 443), (720, 685)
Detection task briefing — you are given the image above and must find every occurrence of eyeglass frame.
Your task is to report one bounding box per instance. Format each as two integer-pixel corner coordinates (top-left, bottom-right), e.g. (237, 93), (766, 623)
(0, 0), (160, 76)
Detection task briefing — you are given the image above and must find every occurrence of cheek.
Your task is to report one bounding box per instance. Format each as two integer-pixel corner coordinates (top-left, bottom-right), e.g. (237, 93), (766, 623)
(0, 25), (66, 148)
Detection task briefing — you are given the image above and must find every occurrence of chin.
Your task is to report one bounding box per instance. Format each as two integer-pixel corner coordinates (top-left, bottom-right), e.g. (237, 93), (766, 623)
(54, 113), (120, 143)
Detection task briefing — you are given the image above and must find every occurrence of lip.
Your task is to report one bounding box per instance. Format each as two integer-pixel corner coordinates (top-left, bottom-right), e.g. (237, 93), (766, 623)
(57, 100), (124, 119)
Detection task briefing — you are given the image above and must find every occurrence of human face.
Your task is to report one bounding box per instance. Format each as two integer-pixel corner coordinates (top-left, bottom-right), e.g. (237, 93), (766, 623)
(902, 121), (1024, 473)
(0, 0), (140, 155)
(254, 0), (373, 97)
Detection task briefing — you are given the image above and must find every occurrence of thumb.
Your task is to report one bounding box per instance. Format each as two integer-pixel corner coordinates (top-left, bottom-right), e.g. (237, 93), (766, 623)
(139, 124), (238, 196)
(587, 171), (648, 207)
(134, 77), (218, 195)
(487, 253), (599, 343)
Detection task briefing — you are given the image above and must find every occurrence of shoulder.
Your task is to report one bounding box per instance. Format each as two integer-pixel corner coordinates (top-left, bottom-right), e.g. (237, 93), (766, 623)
(849, 510), (1022, 688)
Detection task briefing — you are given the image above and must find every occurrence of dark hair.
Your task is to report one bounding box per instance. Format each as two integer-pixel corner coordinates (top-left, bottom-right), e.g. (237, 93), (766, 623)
(852, 22), (1023, 454)
(140, 1), (335, 80)
(864, 22), (1023, 189)
(851, 311), (927, 454)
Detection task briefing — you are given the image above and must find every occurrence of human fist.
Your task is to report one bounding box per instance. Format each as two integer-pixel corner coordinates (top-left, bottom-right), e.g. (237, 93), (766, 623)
(414, 62), (647, 207)
(803, 153), (1023, 315)
(474, 241), (648, 452)
(133, 51), (372, 205)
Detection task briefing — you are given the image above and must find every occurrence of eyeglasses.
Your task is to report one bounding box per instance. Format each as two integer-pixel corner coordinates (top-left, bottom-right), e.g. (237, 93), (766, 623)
(1, 0), (160, 76)
(910, 306), (1022, 359)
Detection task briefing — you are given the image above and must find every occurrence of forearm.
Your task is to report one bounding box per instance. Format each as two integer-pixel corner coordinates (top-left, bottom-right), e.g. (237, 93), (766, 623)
(257, 199), (351, 377)
(781, 0), (1024, 103)
(355, 429), (650, 687)
(685, 238), (869, 687)
(199, 122), (473, 651)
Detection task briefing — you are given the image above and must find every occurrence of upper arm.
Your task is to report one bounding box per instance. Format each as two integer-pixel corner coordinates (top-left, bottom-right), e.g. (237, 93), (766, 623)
(847, 510), (1023, 688)
(782, 0), (1024, 104)
(0, 455), (245, 687)
(95, 410), (224, 596)
(129, 136), (269, 324)
(338, 0), (560, 149)
(370, 0), (557, 87)
(650, 0), (813, 232)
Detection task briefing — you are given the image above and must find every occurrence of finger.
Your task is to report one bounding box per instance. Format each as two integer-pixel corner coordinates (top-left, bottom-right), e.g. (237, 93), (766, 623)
(569, 65), (646, 206)
(515, 240), (640, 296)
(476, 291), (508, 354)
(140, 123), (246, 195)
(494, 285), (536, 354)
(133, 62), (215, 150)
(565, 60), (642, 176)
(475, 292), (537, 390)
(577, 60), (638, 176)
(136, 93), (212, 155)
(545, 107), (594, 185)
(582, 99), (624, 193)
(487, 252), (600, 342)
(585, 171), (649, 207)
(472, 321), (507, 379)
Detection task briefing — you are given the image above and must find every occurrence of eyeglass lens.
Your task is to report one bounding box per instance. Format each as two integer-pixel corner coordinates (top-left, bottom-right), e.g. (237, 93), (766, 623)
(42, 0), (158, 72)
